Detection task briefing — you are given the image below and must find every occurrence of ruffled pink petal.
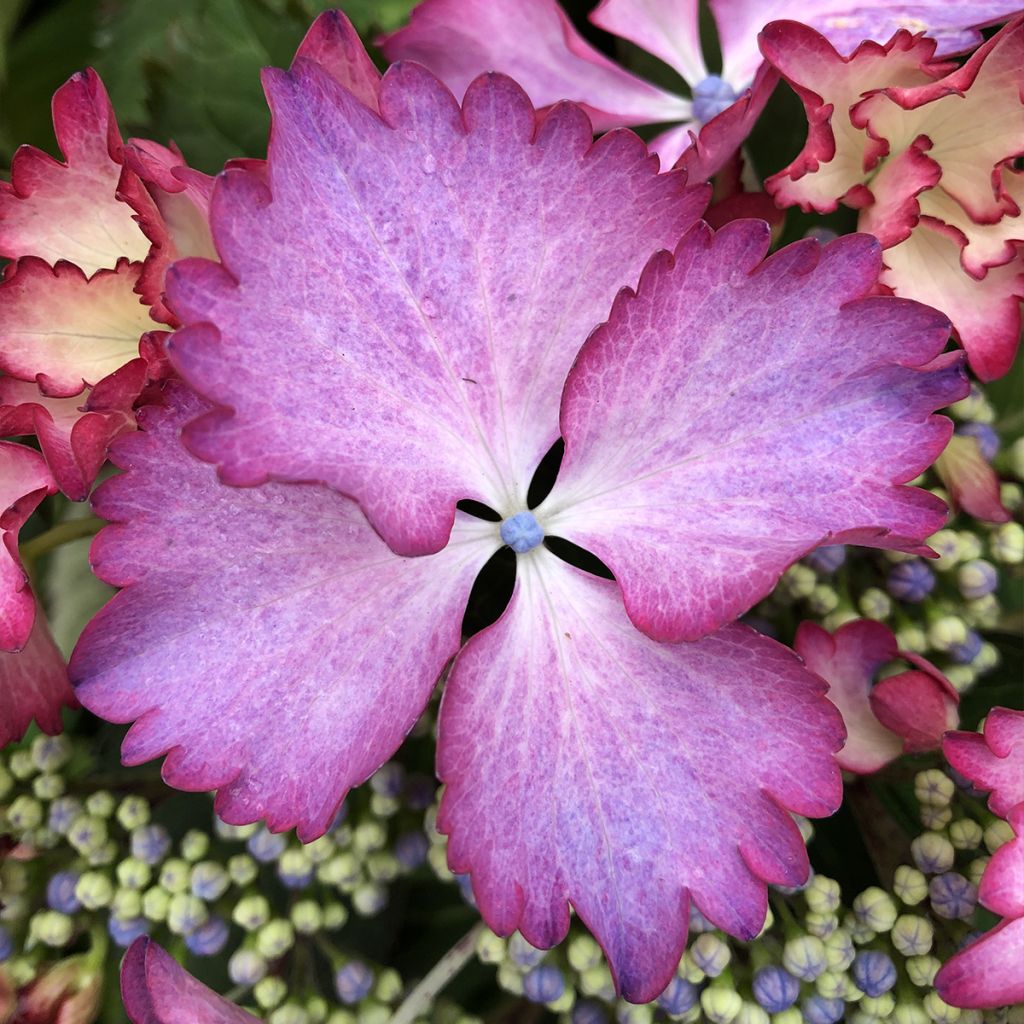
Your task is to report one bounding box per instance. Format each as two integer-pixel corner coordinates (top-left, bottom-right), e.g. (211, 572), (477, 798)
(166, 60), (706, 556)
(857, 141), (941, 247)
(933, 433), (1011, 524)
(0, 69), (153, 274)
(122, 938), (259, 1024)
(934, 917), (1024, 1009)
(0, 258), (153, 396)
(978, 804), (1024, 918)
(294, 8), (381, 111)
(541, 223), (966, 643)
(795, 620), (903, 773)
(0, 377), (138, 503)
(380, 0), (691, 131)
(590, 0), (707, 85)
(879, 217), (1024, 381)
(0, 442), (56, 652)
(761, 22), (950, 214)
(869, 660), (958, 754)
(943, 708), (1024, 818)
(71, 384), (496, 841)
(439, 553), (843, 1003)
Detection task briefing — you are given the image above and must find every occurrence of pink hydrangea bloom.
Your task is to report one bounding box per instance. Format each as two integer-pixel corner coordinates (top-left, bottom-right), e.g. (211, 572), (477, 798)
(795, 620), (958, 773)
(381, 0), (1020, 175)
(72, 30), (967, 1000)
(762, 16), (1024, 381)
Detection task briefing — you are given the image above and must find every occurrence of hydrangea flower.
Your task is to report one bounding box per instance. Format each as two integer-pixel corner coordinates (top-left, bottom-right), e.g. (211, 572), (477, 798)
(381, 0), (1021, 175)
(70, 24), (967, 1001)
(795, 620), (959, 774)
(936, 710), (1024, 1008)
(761, 15), (1024, 380)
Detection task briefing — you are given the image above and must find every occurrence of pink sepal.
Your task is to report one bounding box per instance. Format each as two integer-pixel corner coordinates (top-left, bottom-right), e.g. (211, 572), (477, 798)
(934, 434), (1011, 524)
(944, 708), (1024, 817)
(294, 8), (381, 112)
(869, 658), (959, 754)
(934, 916), (1024, 1009)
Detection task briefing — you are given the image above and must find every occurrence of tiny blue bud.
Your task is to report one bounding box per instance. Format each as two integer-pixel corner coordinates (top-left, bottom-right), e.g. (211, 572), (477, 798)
(957, 559), (998, 599)
(277, 850), (314, 890)
(394, 831), (429, 869)
(851, 951), (897, 997)
(929, 872), (978, 920)
(802, 996), (845, 1024)
(572, 1001), (610, 1024)
(191, 861), (230, 901)
(508, 932), (546, 968)
(229, 949), (268, 986)
(47, 796), (83, 834)
(523, 965), (565, 1004)
(46, 871), (82, 913)
(947, 630), (982, 665)
(455, 873), (477, 908)
(335, 961), (374, 1005)
(131, 824), (171, 865)
(108, 915), (150, 947)
(752, 966), (800, 1012)
(247, 828), (288, 863)
(807, 545), (846, 574)
(657, 976), (700, 1015)
(692, 75), (739, 123)
(404, 774), (436, 810)
(185, 916), (230, 957)
(369, 762), (405, 797)
(956, 422), (999, 461)
(0, 925), (12, 962)
(500, 511), (544, 553)
(887, 560), (936, 602)
(689, 904), (716, 932)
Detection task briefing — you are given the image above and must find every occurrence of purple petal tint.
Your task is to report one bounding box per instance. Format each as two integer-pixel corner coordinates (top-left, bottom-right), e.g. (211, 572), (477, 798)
(438, 554), (843, 1003)
(539, 221), (967, 643)
(71, 385), (496, 841)
(165, 58), (706, 556)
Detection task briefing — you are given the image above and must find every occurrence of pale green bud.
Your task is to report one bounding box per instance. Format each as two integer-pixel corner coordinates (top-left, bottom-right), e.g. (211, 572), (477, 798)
(990, 522), (1024, 564)
(75, 871), (114, 909)
(375, 968), (402, 1004)
(191, 861), (230, 900)
(319, 852), (361, 889)
(322, 901), (348, 930)
(269, 1005), (309, 1024)
(369, 793), (400, 818)
(894, 1004), (930, 1024)
(290, 900), (323, 935)
(234, 895), (271, 931)
(907, 955), (941, 987)
(973, 642), (1000, 675)
(823, 608), (859, 631)
(805, 875), (841, 914)
(180, 829), (210, 862)
(352, 882), (387, 916)
(956, 532), (983, 561)
(356, 1002), (390, 1024)
(911, 833), (955, 874)
(985, 819), (1014, 852)
(815, 972), (847, 999)
(862, 995), (895, 1017)
(255, 976), (288, 1010)
(33, 774), (64, 801)
(920, 805), (954, 830)
(30, 909), (74, 947)
(808, 585), (840, 615)
(0, 763), (12, 800)
(7, 795), (43, 831)
(893, 865), (929, 905)
(795, 817), (814, 844)
(475, 929), (506, 964)
(306, 996), (328, 1023)
(256, 919), (295, 958)
(111, 889), (143, 920)
(823, 928), (855, 971)
(167, 893), (208, 935)
(844, 911), (876, 945)
(143, 886), (170, 921)
(617, 1005), (654, 1024)
(781, 564), (816, 600)
(949, 819), (984, 851)
(849, 1012), (877, 1024)
(31, 734), (71, 772)
(929, 530), (962, 570)
(115, 796), (150, 831)
(967, 856), (990, 888)
(548, 987), (575, 1013)
(773, 1011), (803, 1024)
(736, 1002), (770, 1024)
(853, 887), (897, 932)
(678, 951), (704, 982)
(352, 821), (387, 855)
(324, 1013), (356, 1024)
(928, 617), (968, 652)
(924, 992), (961, 1023)
(117, 858), (152, 890)
(701, 987), (743, 1024)
(964, 595), (1000, 630)
(1003, 482), (1024, 512)
(805, 911), (839, 938)
(158, 858), (190, 893)
(9, 750), (35, 779)
(949, 390), (993, 423)
(945, 666), (976, 693)
(305, 835), (335, 864)
(859, 588), (892, 621)
(895, 625), (928, 653)
(496, 962), (524, 995)
(85, 790), (115, 818)
(366, 852), (400, 883)
(891, 914), (934, 956)
(915, 770), (955, 807)
(1, 862), (28, 893)
(691, 933), (731, 976)
(1011, 437), (1024, 477)
(579, 964), (614, 1000)
(228, 853), (259, 887)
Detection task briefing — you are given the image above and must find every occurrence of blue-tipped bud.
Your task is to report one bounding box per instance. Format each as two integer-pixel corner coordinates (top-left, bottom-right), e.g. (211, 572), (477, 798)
(247, 828), (288, 863)
(657, 976), (700, 1015)
(394, 831), (429, 869)
(369, 762), (405, 798)
(806, 545), (846, 574)
(523, 965), (564, 1004)
(47, 796), (83, 835)
(508, 932), (546, 968)
(911, 833), (955, 874)
(783, 935), (828, 981)
(955, 422), (999, 461)
(229, 949), (268, 987)
(956, 559), (998, 600)
(886, 561), (936, 602)
(752, 966), (800, 1012)
(278, 849), (314, 890)
(891, 915), (934, 957)
(691, 933), (730, 976)
(572, 1000), (610, 1024)
(31, 735), (71, 772)
(46, 871), (81, 913)
(335, 961), (374, 1005)
(802, 996), (845, 1024)
(185, 916), (229, 956)
(928, 873), (977, 920)
(851, 951), (897, 997)
(131, 824), (171, 865)
(116, 796), (150, 831)
(947, 630), (982, 665)
(108, 915), (149, 947)
(191, 861), (230, 901)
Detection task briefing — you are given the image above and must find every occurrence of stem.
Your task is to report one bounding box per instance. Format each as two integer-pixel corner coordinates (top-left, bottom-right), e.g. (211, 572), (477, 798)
(21, 516), (105, 562)
(389, 922), (484, 1024)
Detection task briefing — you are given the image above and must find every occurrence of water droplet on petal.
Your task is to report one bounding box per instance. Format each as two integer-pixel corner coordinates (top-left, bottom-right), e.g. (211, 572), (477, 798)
(423, 154), (437, 175)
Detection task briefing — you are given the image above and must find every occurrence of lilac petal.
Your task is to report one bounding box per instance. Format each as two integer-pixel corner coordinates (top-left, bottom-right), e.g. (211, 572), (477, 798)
(166, 60), (706, 556)
(438, 554), (843, 1004)
(541, 222), (967, 643)
(122, 938), (260, 1023)
(71, 384), (495, 841)
(380, 0), (691, 130)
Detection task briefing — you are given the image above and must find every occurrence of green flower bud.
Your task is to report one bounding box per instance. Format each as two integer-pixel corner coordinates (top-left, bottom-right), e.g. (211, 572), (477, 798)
(895, 625), (928, 653)
(891, 914), (934, 956)
(906, 955), (940, 988)
(234, 894), (271, 931)
(862, 995), (896, 1017)
(167, 893), (208, 935)
(773, 1011), (803, 1024)
(973, 642), (1000, 675)
(111, 889), (143, 920)
(966, 856), (990, 888)
(355, 1001), (390, 1024)
(142, 886), (170, 921)
(1, 861), (28, 893)
(924, 992), (960, 1024)
(914, 770), (955, 808)
(369, 793), (401, 818)
(29, 909), (74, 947)
(180, 829), (210, 862)
(33, 774), (65, 801)
(366, 851), (399, 883)
(116, 858), (152, 890)
(305, 835), (335, 864)
(324, 1013), (357, 1024)
(352, 822), (387, 856)
(735, 1002), (770, 1024)
(579, 964), (614, 1000)
(617, 1005), (654, 1024)
(352, 882), (387, 916)
(805, 911), (838, 938)
(808, 584), (840, 615)
(75, 871), (114, 909)
(929, 530), (962, 571)
(229, 853), (259, 887)
(893, 865), (929, 905)
(823, 928), (855, 971)
(928, 617), (968, 653)
(944, 666), (975, 693)
(701, 987), (742, 1024)
(0, 762), (12, 800)
(191, 861), (230, 901)
(85, 790), (115, 818)
(269, 1005), (309, 1024)
(894, 1004), (930, 1024)
(949, 819), (984, 851)
(782, 935), (827, 980)
(256, 919), (295, 958)
(990, 522), (1024, 564)
(7, 794), (45, 832)
(547, 987), (575, 1013)
(844, 912), (876, 945)
(496, 962), (524, 995)
(853, 887), (898, 932)
(964, 595), (1000, 630)
(319, 852), (361, 889)
(255, 976), (288, 1010)
(115, 796), (150, 831)
(9, 750), (35, 780)
(375, 968), (402, 1004)
(920, 805), (954, 831)
(859, 588), (892, 621)
(911, 833), (955, 874)
(322, 901), (348, 930)
(805, 875), (842, 914)
(229, 948), (268, 986)
(1003, 482), (1024, 512)
(823, 608), (859, 632)
(159, 858), (190, 893)
(475, 929), (506, 965)
(31, 735), (71, 772)
(678, 950), (704, 982)
(984, 819), (1014, 853)
(290, 900), (323, 935)
(306, 996), (328, 1023)
(815, 972), (847, 999)
(781, 564), (816, 600)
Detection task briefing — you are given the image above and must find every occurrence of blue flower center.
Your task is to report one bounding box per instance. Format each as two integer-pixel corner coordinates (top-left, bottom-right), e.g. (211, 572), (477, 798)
(500, 511), (544, 553)
(692, 75), (738, 124)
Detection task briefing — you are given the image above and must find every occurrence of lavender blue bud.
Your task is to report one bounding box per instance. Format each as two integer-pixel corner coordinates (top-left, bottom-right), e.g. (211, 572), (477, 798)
(395, 831), (429, 869)
(523, 964), (565, 1004)
(690, 933), (730, 976)
(0, 926), (11, 962)
(806, 545), (846, 574)
(887, 561), (936, 602)
(247, 828), (288, 863)
(752, 966), (800, 1012)
(572, 1001), (610, 1024)
(783, 935), (828, 981)
(335, 961), (374, 1005)
(229, 949), (268, 986)
(657, 976), (700, 1015)
(277, 849), (314, 889)
(131, 824), (171, 865)
(911, 833), (955, 874)
(956, 559), (998, 599)
(802, 996), (845, 1024)
(108, 915), (149, 947)
(928, 873), (977, 919)
(955, 422), (999, 460)
(852, 951), (897, 997)
(47, 796), (82, 834)
(46, 871), (81, 913)
(508, 932), (546, 968)
(947, 630), (982, 664)
(191, 861), (230, 901)
(185, 915), (229, 956)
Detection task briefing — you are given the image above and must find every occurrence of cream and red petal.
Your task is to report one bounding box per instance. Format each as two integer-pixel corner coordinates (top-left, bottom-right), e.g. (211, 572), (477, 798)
(868, 659), (958, 754)
(761, 21), (948, 214)
(934, 917), (1024, 1009)
(0, 69), (152, 274)
(857, 140), (940, 247)
(0, 258), (153, 397)
(933, 433), (1011, 524)
(439, 553), (843, 1003)
(70, 384), (496, 841)
(0, 378), (137, 503)
(879, 217), (1023, 380)
(539, 223), (965, 644)
(0, 606), (75, 749)
(944, 708), (1024, 817)
(166, 61), (706, 557)
(122, 938), (259, 1024)
(0, 442), (56, 652)
(379, 0), (691, 131)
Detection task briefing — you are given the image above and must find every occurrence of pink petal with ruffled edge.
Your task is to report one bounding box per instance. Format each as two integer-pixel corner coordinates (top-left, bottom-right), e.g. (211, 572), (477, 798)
(380, 0), (690, 131)
(856, 17), (1024, 224)
(539, 222), (966, 643)
(880, 218), (1023, 381)
(122, 938), (259, 1024)
(0, 377), (138, 502)
(933, 433), (1011, 524)
(869, 658), (958, 754)
(590, 0), (707, 85)
(794, 620), (903, 773)
(857, 141), (941, 247)
(439, 553), (843, 1003)
(0, 69), (153, 274)
(760, 22), (950, 214)
(166, 60), (706, 556)
(934, 917), (1024, 1009)
(979, 804), (1024, 917)
(71, 384), (496, 841)
(944, 707), (1024, 818)
(0, 606), (74, 747)
(0, 442), (56, 652)
(294, 8), (381, 111)
(0, 258), (153, 396)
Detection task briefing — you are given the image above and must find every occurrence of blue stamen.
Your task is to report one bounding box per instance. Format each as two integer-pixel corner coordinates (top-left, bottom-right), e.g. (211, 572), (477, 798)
(500, 511), (544, 553)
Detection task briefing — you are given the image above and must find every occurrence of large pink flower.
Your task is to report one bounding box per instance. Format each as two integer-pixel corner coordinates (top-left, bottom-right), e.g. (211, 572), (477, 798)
(381, 0), (1020, 175)
(762, 16), (1024, 380)
(72, 35), (966, 1001)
